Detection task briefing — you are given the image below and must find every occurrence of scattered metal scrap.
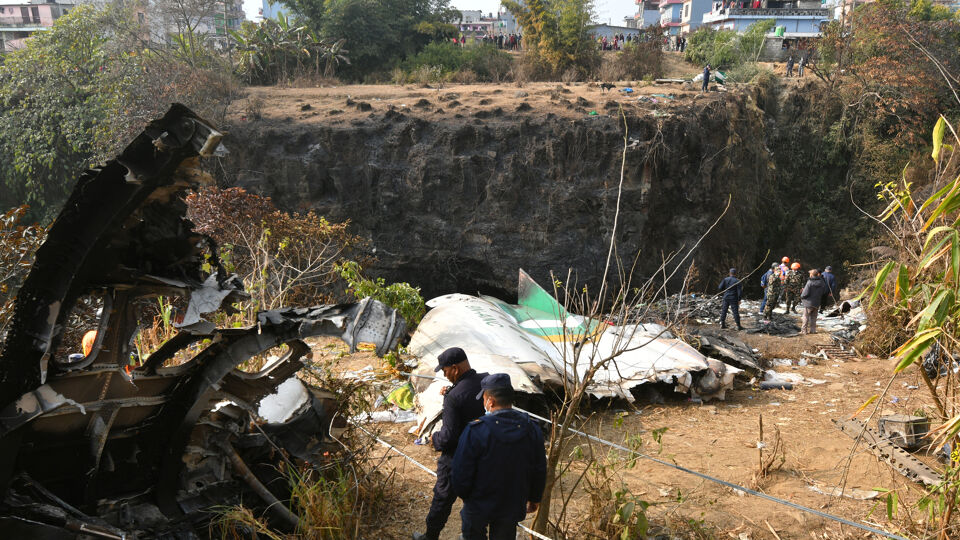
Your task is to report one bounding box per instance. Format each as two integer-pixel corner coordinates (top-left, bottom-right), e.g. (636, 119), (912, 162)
(0, 105), (406, 538)
(834, 419), (941, 487)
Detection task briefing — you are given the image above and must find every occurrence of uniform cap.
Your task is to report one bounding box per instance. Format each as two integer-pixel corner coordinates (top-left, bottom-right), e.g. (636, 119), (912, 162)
(781, 257), (790, 263)
(791, 262), (801, 270)
(825, 266), (833, 272)
(771, 263), (778, 269)
(434, 347), (468, 371)
(476, 373), (512, 399)
(729, 268), (737, 275)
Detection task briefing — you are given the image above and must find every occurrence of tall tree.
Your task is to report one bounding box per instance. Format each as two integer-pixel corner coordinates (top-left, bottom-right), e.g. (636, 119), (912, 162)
(281, 0), (457, 77)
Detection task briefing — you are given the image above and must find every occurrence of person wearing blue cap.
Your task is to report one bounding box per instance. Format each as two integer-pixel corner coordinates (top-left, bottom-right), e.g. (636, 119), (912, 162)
(452, 373), (547, 540)
(413, 347), (488, 540)
(718, 268), (744, 330)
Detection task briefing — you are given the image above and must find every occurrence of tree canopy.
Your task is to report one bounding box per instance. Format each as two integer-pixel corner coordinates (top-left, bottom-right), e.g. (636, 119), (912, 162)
(281, 0), (457, 77)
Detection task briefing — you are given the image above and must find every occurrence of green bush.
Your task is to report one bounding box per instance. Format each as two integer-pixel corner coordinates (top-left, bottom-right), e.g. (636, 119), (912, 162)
(723, 62), (774, 83)
(399, 42), (513, 82)
(337, 261), (425, 326)
(684, 20), (775, 69)
(684, 26), (739, 68)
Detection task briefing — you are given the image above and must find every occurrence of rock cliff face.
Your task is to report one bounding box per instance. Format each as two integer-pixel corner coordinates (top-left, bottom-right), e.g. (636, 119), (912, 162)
(222, 87), (788, 298)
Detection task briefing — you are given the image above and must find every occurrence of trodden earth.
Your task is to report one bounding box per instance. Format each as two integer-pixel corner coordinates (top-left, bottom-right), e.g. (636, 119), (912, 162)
(319, 301), (940, 540)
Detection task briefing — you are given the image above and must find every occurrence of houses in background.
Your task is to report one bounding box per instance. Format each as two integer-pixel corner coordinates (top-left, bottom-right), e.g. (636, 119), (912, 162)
(0, 0), (76, 52)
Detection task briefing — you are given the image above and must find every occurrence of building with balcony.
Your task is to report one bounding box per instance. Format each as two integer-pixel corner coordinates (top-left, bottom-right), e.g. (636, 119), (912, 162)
(679, 0), (711, 33)
(659, 0), (684, 34)
(700, 1), (830, 59)
(0, 0), (75, 52)
(700, 1), (830, 33)
(634, 0), (662, 27)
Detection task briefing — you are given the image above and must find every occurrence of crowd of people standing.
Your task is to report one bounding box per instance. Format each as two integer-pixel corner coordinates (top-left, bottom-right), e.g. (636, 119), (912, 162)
(460, 32), (522, 50)
(718, 257), (840, 335)
(598, 32), (640, 51)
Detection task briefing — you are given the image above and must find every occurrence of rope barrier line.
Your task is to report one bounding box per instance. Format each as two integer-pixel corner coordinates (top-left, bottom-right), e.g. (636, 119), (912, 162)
(515, 407), (908, 540)
(349, 420), (554, 540)
(399, 372), (908, 540)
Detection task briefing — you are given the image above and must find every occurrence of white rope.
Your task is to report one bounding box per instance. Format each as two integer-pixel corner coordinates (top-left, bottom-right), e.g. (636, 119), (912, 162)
(349, 420), (554, 540)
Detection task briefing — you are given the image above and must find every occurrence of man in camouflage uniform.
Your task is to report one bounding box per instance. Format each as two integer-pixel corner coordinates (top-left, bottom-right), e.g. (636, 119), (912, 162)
(784, 263), (804, 314)
(763, 268), (783, 320)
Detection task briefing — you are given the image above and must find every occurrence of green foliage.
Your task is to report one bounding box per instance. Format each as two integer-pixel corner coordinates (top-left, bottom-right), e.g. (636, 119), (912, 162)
(504, 0), (600, 78)
(723, 62), (774, 83)
(337, 261), (425, 325)
(683, 26), (739, 68)
(231, 14), (349, 84)
(0, 5), (137, 220)
(397, 42), (512, 82)
(282, 0), (457, 79)
(684, 20), (774, 69)
(908, 0), (957, 21)
(0, 4), (238, 222)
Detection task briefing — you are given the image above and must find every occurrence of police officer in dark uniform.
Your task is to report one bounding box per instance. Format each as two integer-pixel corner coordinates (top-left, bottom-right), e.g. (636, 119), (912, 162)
(718, 268), (744, 330)
(413, 348), (487, 540)
(452, 373), (547, 540)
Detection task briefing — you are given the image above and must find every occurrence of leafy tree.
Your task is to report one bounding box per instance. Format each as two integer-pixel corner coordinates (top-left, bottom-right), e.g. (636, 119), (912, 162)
(683, 19), (774, 69)
(815, 0), (960, 143)
(0, 5), (141, 220)
(231, 14), (349, 83)
(503, 0), (600, 77)
(186, 187), (364, 310)
(0, 4), (239, 222)
(282, 0), (457, 78)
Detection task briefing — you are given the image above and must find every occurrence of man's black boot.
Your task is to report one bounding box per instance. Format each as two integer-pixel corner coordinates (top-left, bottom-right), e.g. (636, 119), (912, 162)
(412, 533), (438, 540)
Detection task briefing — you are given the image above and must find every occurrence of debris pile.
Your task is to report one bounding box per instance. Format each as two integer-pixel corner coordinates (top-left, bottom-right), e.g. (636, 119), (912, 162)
(409, 270), (758, 439)
(0, 105), (406, 538)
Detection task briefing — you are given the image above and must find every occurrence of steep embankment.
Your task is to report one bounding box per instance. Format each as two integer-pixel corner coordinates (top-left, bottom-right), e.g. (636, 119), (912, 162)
(220, 81), (849, 298)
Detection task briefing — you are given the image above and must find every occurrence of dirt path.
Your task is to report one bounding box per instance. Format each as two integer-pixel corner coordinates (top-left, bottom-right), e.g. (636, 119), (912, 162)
(312, 301), (939, 539)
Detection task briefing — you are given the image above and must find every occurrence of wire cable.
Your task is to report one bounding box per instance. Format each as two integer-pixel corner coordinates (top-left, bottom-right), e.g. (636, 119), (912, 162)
(400, 371), (908, 540)
(349, 419), (554, 540)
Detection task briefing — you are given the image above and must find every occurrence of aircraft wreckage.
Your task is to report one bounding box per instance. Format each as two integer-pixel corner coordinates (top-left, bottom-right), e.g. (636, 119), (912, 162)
(409, 270), (760, 438)
(0, 105), (405, 538)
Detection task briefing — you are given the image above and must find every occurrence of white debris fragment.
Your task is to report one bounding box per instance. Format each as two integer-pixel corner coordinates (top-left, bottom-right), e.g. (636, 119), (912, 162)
(258, 378), (309, 423)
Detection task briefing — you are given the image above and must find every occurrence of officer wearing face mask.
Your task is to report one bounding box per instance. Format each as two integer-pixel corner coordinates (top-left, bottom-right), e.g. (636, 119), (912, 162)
(413, 347), (487, 540)
(451, 373), (547, 540)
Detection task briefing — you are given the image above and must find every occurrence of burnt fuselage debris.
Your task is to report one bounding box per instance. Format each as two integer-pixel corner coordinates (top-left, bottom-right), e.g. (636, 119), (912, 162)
(0, 105), (406, 538)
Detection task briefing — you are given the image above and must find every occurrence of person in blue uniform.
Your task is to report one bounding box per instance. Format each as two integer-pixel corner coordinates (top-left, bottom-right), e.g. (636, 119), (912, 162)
(413, 348), (488, 540)
(718, 268), (744, 330)
(452, 373), (547, 540)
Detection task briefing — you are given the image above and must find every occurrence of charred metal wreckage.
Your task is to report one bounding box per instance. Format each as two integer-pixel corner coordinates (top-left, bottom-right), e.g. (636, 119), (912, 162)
(0, 105), (406, 539)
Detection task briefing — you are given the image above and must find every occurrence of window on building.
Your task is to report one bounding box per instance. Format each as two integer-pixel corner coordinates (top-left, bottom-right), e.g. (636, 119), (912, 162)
(138, 12), (144, 24)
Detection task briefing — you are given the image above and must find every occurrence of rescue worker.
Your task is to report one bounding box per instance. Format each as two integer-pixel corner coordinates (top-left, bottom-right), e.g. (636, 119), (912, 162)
(759, 262), (777, 314)
(784, 262), (804, 314)
(413, 348), (488, 540)
(801, 269), (829, 334)
(821, 265), (839, 311)
(778, 256), (790, 281)
(452, 374), (547, 540)
(702, 64), (711, 92)
(763, 267), (783, 320)
(718, 268), (743, 330)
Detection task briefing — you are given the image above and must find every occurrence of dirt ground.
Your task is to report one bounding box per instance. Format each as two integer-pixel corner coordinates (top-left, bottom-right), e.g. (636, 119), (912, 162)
(234, 53), (722, 128)
(308, 301), (941, 540)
